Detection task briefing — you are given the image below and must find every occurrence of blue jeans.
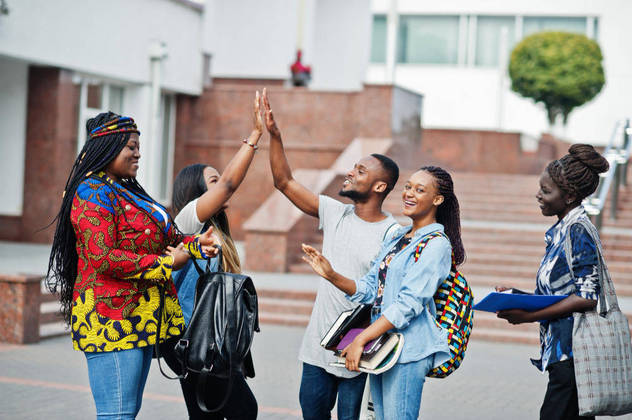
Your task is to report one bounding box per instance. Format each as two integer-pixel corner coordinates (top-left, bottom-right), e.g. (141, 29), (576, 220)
(299, 362), (367, 420)
(369, 356), (434, 420)
(84, 346), (154, 419)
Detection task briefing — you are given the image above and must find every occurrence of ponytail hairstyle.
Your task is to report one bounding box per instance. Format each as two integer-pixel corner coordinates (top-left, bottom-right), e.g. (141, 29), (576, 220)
(419, 166), (466, 266)
(546, 143), (610, 204)
(46, 111), (155, 325)
(172, 164), (242, 273)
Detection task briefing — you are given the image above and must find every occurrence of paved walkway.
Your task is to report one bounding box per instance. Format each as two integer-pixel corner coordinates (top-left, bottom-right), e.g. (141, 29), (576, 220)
(1, 326), (630, 420)
(1, 241), (631, 419)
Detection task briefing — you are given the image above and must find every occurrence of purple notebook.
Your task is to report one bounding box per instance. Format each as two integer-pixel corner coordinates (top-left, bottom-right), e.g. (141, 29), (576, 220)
(335, 328), (382, 354)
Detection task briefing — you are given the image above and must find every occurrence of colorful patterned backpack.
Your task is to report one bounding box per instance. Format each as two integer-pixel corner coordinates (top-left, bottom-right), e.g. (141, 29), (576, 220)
(413, 232), (473, 378)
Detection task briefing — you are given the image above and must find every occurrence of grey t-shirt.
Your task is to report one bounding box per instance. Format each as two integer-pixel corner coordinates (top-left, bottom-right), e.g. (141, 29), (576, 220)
(298, 195), (399, 378)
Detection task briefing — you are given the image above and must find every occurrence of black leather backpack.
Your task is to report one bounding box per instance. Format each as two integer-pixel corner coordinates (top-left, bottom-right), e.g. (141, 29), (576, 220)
(155, 247), (259, 412)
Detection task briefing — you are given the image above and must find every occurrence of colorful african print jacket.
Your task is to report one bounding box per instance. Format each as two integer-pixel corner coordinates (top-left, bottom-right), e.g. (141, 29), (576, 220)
(70, 173), (205, 352)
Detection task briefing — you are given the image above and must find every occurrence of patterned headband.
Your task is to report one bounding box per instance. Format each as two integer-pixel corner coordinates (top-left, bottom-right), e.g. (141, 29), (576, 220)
(89, 117), (140, 140)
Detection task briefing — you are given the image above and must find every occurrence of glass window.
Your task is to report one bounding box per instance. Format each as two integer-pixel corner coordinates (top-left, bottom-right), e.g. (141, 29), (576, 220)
(77, 81), (125, 152)
(397, 15), (460, 64)
(87, 83), (102, 109)
(108, 86), (124, 113)
(370, 15), (387, 63)
(593, 18), (599, 40)
(475, 16), (516, 67)
(523, 17), (587, 36)
(157, 94), (175, 202)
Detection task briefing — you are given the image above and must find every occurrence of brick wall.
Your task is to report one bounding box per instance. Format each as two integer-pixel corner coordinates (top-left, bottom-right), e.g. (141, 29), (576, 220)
(173, 84), (397, 239)
(412, 129), (569, 175)
(0, 67), (79, 243)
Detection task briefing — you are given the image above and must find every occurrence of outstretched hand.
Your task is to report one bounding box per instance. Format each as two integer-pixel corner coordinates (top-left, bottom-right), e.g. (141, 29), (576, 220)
(301, 244), (334, 279)
(262, 88), (281, 138)
(198, 227), (220, 258)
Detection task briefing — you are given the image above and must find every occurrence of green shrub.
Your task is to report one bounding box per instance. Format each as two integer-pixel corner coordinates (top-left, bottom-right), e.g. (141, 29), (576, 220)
(509, 31), (605, 126)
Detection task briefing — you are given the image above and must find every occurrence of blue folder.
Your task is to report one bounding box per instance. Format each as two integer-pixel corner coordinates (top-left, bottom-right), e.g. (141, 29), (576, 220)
(473, 292), (568, 312)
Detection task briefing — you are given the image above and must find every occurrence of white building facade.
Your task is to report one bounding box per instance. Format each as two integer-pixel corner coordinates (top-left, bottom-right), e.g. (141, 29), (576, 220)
(1, 0), (630, 222)
(0, 0), (206, 215)
(366, 0), (632, 145)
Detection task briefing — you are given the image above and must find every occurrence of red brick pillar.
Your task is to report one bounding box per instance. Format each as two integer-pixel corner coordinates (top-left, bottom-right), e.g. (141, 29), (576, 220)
(21, 67), (79, 243)
(0, 274), (43, 344)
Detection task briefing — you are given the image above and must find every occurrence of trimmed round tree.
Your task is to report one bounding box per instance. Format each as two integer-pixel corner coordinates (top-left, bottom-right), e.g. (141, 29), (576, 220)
(509, 31), (605, 126)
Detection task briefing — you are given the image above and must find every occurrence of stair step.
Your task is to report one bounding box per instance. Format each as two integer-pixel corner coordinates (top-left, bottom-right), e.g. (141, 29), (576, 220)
(257, 288), (316, 301)
(289, 263), (318, 274)
(40, 292), (57, 304)
(258, 312), (310, 327)
(259, 297), (314, 316)
(39, 321), (67, 340)
(462, 263), (536, 278)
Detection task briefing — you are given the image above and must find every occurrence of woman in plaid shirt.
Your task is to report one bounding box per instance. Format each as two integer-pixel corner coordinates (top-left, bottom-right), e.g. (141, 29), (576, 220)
(497, 144), (610, 420)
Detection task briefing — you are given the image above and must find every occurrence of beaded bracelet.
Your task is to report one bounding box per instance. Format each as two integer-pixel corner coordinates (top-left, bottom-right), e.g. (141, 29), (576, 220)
(242, 138), (259, 150)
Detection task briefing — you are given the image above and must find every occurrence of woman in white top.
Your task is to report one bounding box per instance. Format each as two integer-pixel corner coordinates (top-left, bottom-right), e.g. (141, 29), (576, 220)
(165, 91), (263, 419)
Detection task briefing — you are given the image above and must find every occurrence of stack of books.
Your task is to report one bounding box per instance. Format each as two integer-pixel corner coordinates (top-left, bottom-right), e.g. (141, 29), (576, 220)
(321, 305), (403, 374)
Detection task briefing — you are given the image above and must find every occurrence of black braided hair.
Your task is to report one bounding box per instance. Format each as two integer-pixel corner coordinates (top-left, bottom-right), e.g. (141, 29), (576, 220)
(45, 112), (173, 325)
(419, 166), (466, 266)
(546, 144), (610, 204)
(172, 163), (241, 273)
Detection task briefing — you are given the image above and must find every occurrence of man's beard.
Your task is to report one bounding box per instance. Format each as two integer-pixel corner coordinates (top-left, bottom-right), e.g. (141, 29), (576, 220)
(338, 188), (369, 201)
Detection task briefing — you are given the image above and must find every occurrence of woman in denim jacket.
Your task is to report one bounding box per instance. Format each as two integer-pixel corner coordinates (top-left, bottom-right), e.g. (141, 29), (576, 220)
(497, 144), (609, 420)
(303, 166), (465, 419)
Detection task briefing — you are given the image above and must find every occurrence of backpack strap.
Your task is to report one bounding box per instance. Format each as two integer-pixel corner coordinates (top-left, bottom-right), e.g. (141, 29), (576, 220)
(382, 222), (399, 242)
(413, 231), (446, 262)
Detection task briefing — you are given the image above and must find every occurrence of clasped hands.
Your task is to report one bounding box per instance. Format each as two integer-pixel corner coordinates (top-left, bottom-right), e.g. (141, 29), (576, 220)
(166, 227), (220, 270)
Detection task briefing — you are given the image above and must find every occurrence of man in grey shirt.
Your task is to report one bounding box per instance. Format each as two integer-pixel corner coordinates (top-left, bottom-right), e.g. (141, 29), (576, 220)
(263, 90), (399, 420)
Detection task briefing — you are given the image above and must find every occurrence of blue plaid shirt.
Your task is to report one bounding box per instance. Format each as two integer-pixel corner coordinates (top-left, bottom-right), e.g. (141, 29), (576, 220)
(531, 206), (600, 371)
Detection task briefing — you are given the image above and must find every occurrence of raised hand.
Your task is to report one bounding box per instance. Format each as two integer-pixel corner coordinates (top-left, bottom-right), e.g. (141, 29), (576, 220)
(262, 88), (281, 138)
(301, 243), (334, 279)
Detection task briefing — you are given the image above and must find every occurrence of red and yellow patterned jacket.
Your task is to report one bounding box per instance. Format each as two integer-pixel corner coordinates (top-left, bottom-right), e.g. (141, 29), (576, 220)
(70, 174), (204, 352)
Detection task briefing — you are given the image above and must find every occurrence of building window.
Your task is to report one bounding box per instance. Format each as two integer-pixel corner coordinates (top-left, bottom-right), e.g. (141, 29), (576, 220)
(475, 16), (516, 67)
(77, 80), (126, 151)
(156, 93), (175, 204)
(370, 15), (387, 63)
(523, 16), (587, 37)
(372, 14), (597, 69)
(397, 15), (460, 65)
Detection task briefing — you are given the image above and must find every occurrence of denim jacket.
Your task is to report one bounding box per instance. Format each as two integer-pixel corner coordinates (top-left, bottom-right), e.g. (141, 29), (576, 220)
(348, 223), (452, 366)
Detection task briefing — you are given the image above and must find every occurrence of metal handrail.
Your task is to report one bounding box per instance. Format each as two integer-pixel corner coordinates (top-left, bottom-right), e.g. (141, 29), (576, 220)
(584, 119), (631, 230)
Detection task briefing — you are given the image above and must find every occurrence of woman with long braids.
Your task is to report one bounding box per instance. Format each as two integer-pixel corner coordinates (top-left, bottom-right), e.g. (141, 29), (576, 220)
(46, 112), (218, 419)
(302, 166), (465, 419)
(161, 92), (263, 419)
(497, 144), (610, 420)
